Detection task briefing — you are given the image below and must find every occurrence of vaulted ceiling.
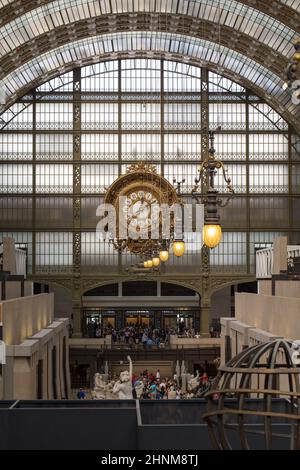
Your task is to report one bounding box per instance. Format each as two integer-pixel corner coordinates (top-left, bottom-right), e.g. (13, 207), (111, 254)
(0, 0), (299, 132)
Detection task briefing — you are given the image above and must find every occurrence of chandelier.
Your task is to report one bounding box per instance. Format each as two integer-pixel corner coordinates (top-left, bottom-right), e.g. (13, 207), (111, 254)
(192, 127), (234, 249)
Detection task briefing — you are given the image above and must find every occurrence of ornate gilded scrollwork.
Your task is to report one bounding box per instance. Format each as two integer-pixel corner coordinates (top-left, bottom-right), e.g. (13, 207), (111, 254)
(104, 162), (179, 255)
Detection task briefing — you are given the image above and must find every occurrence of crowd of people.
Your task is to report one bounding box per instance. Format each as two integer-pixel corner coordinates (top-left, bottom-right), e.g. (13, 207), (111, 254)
(85, 323), (176, 345)
(131, 368), (213, 400)
(76, 367), (215, 400)
(85, 323), (220, 342)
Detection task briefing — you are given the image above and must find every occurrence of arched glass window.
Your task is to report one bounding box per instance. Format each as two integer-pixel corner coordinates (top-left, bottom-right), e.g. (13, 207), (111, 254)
(0, 58), (299, 275)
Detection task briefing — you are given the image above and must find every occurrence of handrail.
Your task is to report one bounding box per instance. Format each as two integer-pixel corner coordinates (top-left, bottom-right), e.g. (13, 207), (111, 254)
(256, 245), (300, 279)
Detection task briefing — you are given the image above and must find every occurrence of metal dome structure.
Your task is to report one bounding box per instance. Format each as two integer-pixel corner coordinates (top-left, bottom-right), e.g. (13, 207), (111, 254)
(203, 339), (300, 450)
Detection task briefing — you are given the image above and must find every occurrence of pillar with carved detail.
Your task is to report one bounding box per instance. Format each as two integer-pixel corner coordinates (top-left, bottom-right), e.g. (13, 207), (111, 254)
(200, 245), (211, 336)
(200, 297), (211, 337)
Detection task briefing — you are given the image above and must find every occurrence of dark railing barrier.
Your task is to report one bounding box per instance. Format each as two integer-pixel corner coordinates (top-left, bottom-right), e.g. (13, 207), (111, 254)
(0, 398), (294, 450)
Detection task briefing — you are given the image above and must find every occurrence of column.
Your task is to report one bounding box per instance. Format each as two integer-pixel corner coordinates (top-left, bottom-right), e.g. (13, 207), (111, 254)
(72, 68), (82, 336)
(72, 300), (82, 338)
(200, 297), (211, 337)
(157, 281), (161, 296)
(200, 244), (210, 336)
(200, 69), (210, 336)
(32, 90), (36, 276)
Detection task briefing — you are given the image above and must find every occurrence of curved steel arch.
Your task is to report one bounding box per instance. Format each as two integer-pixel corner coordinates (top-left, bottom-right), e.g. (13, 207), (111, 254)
(0, 0), (298, 48)
(1, 31), (299, 134)
(0, 0), (297, 28)
(0, 13), (289, 81)
(0, 0), (298, 89)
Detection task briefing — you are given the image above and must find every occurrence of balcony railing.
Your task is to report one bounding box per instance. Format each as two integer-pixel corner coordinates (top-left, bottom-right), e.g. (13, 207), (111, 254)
(256, 245), (300, 279)
(15, 247), (27, 278)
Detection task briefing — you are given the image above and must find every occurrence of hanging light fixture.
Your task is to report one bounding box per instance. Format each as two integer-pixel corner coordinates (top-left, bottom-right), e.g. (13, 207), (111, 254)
(159, 249), (169, 262)
(192, 127), (234, 249)
(203, 225), (222, 249)
(152, 256), (160, 267)
(159, 239), (169, 262)
(173, 240), (185, 257)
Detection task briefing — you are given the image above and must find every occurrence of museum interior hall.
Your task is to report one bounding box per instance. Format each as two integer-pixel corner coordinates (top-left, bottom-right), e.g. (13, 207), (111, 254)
(0, 0), (300, 452)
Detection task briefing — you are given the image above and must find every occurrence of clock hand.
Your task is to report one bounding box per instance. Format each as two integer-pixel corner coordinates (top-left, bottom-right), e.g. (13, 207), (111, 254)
(136, 202), (148, 216)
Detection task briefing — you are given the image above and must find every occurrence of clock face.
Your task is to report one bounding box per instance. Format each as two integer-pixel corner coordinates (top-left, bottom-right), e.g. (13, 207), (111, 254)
(125, 190), (158, 234)
(103, 162), (179, 254)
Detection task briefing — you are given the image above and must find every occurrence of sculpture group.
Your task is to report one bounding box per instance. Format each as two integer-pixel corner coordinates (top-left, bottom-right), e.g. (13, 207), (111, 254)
(92, 356), (212, 400)
(92, 356), (133, 400)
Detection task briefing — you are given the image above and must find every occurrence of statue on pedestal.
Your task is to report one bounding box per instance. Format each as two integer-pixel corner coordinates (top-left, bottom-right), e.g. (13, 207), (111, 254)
(112, 356), (133, 399)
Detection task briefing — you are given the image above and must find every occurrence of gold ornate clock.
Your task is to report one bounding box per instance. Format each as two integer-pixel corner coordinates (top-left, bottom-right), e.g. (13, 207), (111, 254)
(104, 162), (179, 255)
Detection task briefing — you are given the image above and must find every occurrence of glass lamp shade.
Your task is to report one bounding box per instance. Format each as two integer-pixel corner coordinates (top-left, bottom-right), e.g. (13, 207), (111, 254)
(152, 257), (160, 267)
(172, 240), (185, 257)
(159, 250), (169, 262)
(143, 261), (148, 268)
(203, 224), (222, 249)
(147, 260), (153, 268)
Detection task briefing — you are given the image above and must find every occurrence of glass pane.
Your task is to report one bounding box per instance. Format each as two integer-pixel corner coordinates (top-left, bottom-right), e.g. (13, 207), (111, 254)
(81, 103), (118, 130)
(164, 134), (201, 161)
(0, 134), (33, 160)
(36, 164), (73, 193)
(36, 232), (73, 270)
(36, 134), (73, 160)
(164, 103), (201, 130)
(121, 103), (160, 130)
(36, 103), (73, 130)
(82, 134), (118, 161)
(0, 164), (33, 193)
(249, 134), (289, 161)
(210, 232), (247, 272)
(121, 134), (160, 161)
(249, 164), (289, 193)
(81, 164), (119, 193)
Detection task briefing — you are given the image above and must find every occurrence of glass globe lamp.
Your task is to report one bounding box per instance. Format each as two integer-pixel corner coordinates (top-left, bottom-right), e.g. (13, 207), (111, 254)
(172, 240), (185, 257)
(152, 257), (160, 267)
(203, 224), (222, 249)
(159, 250), (169, 262)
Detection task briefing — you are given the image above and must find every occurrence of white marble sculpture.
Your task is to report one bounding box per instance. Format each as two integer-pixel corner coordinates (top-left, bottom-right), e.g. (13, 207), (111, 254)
(187, 372), (200, 393)
(112, 356), (133, 399)
(93, 373), (107, 399)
